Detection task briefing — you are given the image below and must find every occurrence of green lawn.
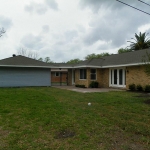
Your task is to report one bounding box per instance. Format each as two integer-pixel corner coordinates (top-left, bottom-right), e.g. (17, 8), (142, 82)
(0, 87), (150, 150)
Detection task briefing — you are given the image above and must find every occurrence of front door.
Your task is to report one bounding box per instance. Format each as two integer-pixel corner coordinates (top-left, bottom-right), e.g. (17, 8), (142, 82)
(110, 68), (126, 88)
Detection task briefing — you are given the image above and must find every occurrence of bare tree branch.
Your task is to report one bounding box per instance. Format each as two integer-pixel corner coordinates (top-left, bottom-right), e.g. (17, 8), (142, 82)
(17, 47), (39, 60)
(0, 28), (6, 37)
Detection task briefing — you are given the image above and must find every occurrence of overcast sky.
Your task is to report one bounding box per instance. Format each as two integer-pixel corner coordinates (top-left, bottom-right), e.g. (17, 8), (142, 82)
(0, 0), (150, 62)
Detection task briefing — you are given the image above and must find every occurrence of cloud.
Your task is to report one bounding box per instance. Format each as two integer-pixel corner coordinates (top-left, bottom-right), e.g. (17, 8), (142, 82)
(81, 0), (150, 49)
(64, 30), (78, 42)
(42, 25), (50, 33)
(24, 4), (34, 13)
(24, 0), (58, 15)
(50, 42), (83, 62)
(79, 0), (149, 13)
(45, 0), (58, 10)
(0, 16), (13, 30)
(24, 2), (47, 15)
(2, 0), (150, 62)
(36, 27), (84, 62)
(20, 34), (44, 50)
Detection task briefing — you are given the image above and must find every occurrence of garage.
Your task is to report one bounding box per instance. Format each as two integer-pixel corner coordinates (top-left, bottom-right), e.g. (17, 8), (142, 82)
(0, 67), (51, 87)
(0, 55), (53, 87)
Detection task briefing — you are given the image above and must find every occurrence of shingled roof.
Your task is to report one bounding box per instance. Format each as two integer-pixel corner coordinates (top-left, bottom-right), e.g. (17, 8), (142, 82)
(51, 63), (74, 68)
(0, 48), (150, 68)
(73, 48), (150, 68)
(0, 55), (55, 68)
(101, 48), (150, 67)
(73, 58), (104, 68)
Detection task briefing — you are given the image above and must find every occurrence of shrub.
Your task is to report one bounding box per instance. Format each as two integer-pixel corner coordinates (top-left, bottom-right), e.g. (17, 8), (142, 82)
(144, 85), (150, 92)
(75, 84), (86, 88)
(136, 84), (143, 91)
(80, 85), (86, 88)
(75, 84), (79, 87)
(129, 83), (136, 91)
(89, 81), (99, 88)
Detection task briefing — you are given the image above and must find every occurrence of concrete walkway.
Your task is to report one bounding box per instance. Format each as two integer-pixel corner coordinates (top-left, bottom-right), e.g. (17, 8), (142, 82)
(52, 86), (124, 93)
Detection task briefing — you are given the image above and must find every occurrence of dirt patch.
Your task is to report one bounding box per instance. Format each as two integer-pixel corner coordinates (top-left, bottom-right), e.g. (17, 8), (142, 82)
(0, 127), (10, 138)
(144, 99), (150, 105)
(104, 127), (148, 150)
(0, 127), (10, 148)
(54, 129), (75, 139)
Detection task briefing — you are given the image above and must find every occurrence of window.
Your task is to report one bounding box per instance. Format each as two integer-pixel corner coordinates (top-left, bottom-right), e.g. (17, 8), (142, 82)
(80, 69), (86, 79)
(55, 72), (60, 77)
(90, 69), (96, 80)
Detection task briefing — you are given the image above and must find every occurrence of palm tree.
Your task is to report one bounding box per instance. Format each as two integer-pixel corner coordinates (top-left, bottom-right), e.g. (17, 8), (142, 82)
(127, 32), (150, 50)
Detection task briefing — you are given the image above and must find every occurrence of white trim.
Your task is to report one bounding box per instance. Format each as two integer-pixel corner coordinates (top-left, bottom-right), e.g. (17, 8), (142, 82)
(71, 63), (146, 69)
(0, 62), (147, 69)
(109, 68), (126, 88)
(0, 65), (52, 68)
(75, 65), (102, 68)
(58, 63), (145, 69)
(50, 66), (74, 69)
(102, 62), (145, 68)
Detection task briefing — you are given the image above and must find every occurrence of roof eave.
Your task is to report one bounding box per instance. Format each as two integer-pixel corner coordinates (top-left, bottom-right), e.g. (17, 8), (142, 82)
(0, 62), (148, 69)
(74, 65), (102, 68)
(0, 65), (53, 68)
(102, 62), (145, 68)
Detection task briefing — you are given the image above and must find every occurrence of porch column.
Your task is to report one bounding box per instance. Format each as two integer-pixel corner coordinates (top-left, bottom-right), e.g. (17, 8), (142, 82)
(87, 68), (91, 88)
(68, 69), (72, 86)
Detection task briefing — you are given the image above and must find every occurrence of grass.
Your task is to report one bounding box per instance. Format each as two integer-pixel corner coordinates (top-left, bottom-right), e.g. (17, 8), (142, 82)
(0, 87), (150, 150)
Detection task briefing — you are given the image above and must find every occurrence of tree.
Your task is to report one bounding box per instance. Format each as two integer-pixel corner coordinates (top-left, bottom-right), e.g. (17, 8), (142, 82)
(85, 52), (111, 60)
(44, 57), (53, 63)
(0, 28), (5, 37)
(127, 32), (150, 50)
(17, 48), (54, 63)
(38, 57), (53, 63)
(67, 58), (81, 64)
(38, 57), (43, 61)
(17, 48), (39, 59)
(118, 48), (132, 54)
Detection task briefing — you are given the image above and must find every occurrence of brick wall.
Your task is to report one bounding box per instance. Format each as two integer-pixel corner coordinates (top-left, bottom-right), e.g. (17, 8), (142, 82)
(103, 68), (109, 88)
(63, 65), (150, 89)
(74, 68), (109, 88)
(97, 68), (109, 88)
(126, 65), (150, 89)
(68, 69), (72, 86)
(75, 69), (88, 87)
(51, 72), (67, 84)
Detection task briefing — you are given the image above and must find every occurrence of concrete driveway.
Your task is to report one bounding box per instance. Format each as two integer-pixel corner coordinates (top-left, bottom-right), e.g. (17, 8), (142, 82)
(52, 86), (124, 93)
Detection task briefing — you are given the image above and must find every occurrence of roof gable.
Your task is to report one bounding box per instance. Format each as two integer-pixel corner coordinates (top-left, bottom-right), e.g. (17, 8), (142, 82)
(0, 55), (55, 68)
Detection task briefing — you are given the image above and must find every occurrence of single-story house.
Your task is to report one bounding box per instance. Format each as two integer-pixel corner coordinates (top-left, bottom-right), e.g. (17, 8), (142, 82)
(0, 49), (150, 89)
(53, 48), (150, 89)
